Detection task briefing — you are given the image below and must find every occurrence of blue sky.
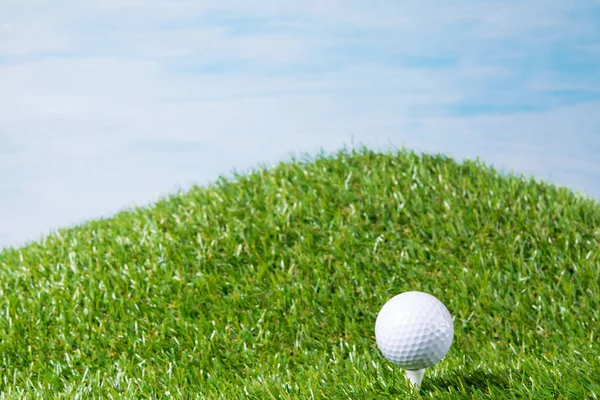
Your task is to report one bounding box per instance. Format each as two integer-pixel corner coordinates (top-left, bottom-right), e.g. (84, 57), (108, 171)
(1, 1), (599, 249)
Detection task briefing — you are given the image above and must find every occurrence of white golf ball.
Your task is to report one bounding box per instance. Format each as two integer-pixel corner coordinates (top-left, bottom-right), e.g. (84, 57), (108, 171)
(375, 291), (454, 370)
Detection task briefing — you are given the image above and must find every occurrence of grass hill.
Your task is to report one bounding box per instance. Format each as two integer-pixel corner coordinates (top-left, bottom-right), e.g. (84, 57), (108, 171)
(0, 148), (598, 399)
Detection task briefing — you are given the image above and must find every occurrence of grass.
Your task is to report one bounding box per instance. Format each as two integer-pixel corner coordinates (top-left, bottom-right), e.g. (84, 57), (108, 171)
(0, 147), (598, 399)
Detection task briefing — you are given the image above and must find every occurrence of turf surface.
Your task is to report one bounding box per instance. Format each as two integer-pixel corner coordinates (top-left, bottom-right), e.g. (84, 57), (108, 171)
(0, 148), (598, 399)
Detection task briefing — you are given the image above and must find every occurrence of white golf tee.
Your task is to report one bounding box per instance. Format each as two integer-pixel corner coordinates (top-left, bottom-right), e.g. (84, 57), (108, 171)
(405, 369), (425, 390)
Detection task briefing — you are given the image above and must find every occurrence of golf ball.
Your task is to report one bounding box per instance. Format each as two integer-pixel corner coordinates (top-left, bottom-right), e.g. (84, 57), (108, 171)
(375, 291), (454, 370)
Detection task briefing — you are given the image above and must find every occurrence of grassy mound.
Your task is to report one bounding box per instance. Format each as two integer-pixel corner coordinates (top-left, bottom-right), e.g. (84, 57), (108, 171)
(0, 148), (598, 399)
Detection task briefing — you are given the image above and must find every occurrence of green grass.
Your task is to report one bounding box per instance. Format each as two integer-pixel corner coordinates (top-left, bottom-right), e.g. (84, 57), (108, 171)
(0, 147), (599, 399)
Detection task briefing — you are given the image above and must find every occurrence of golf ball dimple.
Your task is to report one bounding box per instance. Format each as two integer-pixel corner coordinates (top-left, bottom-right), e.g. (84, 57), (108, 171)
(375, 291), (454, 370)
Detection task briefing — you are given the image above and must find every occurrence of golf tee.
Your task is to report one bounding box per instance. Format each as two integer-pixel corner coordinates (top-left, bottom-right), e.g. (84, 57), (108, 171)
(405, 368), (425, 390)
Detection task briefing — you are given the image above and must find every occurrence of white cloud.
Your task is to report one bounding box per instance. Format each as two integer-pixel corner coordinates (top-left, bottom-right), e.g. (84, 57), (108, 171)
(0, 19), (72, 56)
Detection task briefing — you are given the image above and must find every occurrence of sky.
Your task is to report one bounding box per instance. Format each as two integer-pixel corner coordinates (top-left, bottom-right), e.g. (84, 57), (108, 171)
(1, 1), (599, 249)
